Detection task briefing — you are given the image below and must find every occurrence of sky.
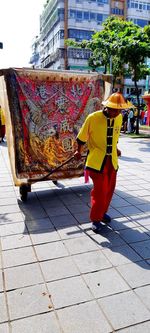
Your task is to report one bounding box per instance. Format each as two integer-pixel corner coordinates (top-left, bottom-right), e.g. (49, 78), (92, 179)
(0, 0), (45, 68)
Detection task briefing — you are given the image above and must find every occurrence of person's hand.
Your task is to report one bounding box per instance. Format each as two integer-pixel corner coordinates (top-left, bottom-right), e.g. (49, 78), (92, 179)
(117, 148), (121, 157)
(74, 151), (81, 161)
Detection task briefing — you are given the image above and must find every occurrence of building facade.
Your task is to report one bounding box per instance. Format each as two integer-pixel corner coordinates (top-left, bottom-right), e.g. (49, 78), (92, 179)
(30, 0), (150, 95)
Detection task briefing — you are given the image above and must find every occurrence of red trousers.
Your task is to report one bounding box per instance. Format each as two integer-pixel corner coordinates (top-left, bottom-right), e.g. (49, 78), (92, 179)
(0, 125), (5, 139)
(89, 156), (117, 222)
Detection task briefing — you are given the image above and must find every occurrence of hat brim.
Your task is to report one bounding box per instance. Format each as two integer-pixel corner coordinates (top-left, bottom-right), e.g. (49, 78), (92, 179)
(102, 100), (130, 110)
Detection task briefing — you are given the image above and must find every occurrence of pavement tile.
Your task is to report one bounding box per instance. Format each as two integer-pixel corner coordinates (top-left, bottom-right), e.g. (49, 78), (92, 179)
(46, 206), (70, 217)
(116, 206), (143, 217)
(0, 191), (16, 199)
(72, 250), (112, 274)
(47, 276), (93, 309)
(111, 198), (131, 208)
(98, 290), (150, 330)
(117, 261), (150, 288)
(102, 244), (141, 266)
(30, 230), (60, 245)
(0, 270), (3, 292)
(132, 214), (150, 226)
(0, 212), (25, 225)
(0, 205), (21, 214)
(125, 197), (149, 205)
(0, 186), (14, 193)
(130, 239), (150, 259)
(1, 233), (32, 250)
(117, 321), (150, 332)
(64, 236), (98, 255)
(137, 203), (150, 213)
(90, 229), (126, 249)
(34, 241), (68, 261)
(0, 293), (8, 323)
(83, 268), (129, 298)
(0, 323), (9, 333)
(57, 301), (112, 333)
(135, 285), (150, 310)
(11, 312), (61, 333)
(107, 207), (123, 218)
(7, 284), (52, 320)
(73, 211), (90, 223)
(67, 203), (89, 214)
(0, 222), (27, 236)
(25, 217), (54, 231)
(126, 189), (150, 197)
(118, 227), (149, 243)
(110, 217), (138, 231)
(0, 198), (18, 206)
(40, 199), (64, 209)
(21, 207), (48, 220)
(123, 184), (144, 191)
(40, 256), (79, 282)
(4, 263), (44, 290)
(2, 246), (37, 268)
(50, 214), (78, 227)
(57, 225), (84, 240)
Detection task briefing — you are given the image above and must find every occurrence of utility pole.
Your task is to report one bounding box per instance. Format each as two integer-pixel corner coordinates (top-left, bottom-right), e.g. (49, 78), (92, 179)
(64, 0), (68, 70)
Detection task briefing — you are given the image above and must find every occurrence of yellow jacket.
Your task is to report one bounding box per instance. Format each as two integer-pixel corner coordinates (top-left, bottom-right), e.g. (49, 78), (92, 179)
(0, 108), (5, 125)
(77, 110), (122, 171)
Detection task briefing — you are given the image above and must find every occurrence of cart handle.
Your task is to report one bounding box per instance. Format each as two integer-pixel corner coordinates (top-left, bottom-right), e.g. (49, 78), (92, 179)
(27, 154), (86, 184)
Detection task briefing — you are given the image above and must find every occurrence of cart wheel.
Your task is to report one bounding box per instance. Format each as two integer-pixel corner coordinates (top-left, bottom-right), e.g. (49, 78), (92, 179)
(19, 185), (29, 202)
(52, 180), (58, 185)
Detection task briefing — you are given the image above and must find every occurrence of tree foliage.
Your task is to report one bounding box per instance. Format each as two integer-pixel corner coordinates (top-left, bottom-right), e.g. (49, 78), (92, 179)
(67, 16), (150, 133)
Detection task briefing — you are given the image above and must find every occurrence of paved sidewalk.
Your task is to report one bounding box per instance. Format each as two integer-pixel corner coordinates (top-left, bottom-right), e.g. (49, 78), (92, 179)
(0, 136), (150, 333)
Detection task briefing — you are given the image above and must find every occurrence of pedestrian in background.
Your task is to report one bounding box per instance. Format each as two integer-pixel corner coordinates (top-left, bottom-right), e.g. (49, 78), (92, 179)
(122, 110), (128, 133)
(74, 92), (129, 233)
(0, 105), (6, 143)
(140, 109), (145, 125)
(127, 108), (134, 133)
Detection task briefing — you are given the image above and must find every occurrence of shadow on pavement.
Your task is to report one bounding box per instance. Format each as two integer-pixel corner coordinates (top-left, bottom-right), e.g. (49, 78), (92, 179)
(14, 184), (150, 270)
(121, 156), (143, 163)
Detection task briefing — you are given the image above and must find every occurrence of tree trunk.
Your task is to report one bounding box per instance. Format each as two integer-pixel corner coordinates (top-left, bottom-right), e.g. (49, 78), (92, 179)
(134, 79), (140, 135)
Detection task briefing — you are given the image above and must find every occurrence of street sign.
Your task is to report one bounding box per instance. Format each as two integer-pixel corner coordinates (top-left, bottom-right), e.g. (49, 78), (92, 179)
(0, 42), (3, 49)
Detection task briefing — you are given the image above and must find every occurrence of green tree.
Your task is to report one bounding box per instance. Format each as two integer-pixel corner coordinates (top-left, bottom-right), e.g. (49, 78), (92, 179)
(67, 16), (150, 134)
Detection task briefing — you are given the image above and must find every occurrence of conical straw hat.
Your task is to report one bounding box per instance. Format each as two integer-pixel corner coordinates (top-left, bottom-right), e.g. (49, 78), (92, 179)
(102, 92), (130, 110)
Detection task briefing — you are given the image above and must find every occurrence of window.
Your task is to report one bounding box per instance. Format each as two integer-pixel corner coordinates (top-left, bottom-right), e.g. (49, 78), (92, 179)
(76, 11), (83, 21)
(137, 19), (148, 27)
(90, 12), (96, 20)
(58, 8), (64, 20)
(97, 0), (108, 3)
(128, 17), (148, 27)
(70, 10), (76, 18)
(60, 30), (64, 39)
(84, 11), (90, 20)
(97, 13), (103, 22)
(68, 29), (94, 41)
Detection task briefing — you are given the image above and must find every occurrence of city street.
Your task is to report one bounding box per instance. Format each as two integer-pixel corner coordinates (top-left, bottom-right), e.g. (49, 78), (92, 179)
(0, 135), (150, 333)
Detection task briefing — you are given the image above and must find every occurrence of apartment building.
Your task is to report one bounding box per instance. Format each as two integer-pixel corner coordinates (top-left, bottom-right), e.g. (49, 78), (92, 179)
(30, 0), (150, 94)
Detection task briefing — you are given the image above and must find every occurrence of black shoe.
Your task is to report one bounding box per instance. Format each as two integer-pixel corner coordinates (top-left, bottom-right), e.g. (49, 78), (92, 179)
(91, 222), (102, 233)
(102, 213), (111, 223)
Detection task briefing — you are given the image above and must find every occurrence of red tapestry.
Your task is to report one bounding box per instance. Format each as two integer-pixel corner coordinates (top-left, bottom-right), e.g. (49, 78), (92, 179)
(4, 68), (105, 181)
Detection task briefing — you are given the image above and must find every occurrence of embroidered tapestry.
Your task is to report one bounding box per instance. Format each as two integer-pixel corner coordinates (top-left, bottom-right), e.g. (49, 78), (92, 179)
(3, 68), (111, 182)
